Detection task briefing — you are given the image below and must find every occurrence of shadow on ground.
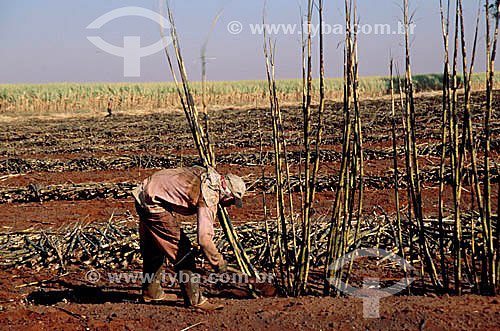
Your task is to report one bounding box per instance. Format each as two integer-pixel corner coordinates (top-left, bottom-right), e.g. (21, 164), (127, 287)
(27, 280), (146, 305)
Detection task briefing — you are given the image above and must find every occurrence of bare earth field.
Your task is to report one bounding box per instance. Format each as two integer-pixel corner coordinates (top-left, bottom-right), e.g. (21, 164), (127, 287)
(0, 91), (499, 330)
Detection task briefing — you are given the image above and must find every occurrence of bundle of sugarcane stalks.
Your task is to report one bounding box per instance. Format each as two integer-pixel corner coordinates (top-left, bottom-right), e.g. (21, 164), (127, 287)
(0, 216), (357, 271)
(2, 209), (493, 295)
(0, 216), (140, 270)
(1, 144), (460, 174)
(5, 165), (497, 205)
(0, 213), (415, 274)
(323, 0), (365, 297)
(261, 0), (329, 295)
(5, 141), (497, 175)
(0, 155), (185, 174)
(0, 182), (136, 204)
(158, 1), (259, 280)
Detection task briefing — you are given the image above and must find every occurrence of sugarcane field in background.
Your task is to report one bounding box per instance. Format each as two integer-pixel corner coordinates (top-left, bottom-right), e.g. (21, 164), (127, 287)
(2, 73), (499, 116)
(1, 2), (500, 328)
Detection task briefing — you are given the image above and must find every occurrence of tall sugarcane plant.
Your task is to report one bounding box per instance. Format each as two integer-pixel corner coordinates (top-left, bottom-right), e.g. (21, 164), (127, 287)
(437, 0), (450, 292)
(324, 0), (364, 296)
(458, 0), (483, 295)
(263, 11), (295, 294)
(401, 0), (442, 291)
(294, 0), (330, 295)
(485, 0), (500, 293)
(261, 0), (328, 295)
(433, 0), (500, 295)
(159, 1), (259, 280)
(390, 59), (406, 284)
(295, 0), (315, 294)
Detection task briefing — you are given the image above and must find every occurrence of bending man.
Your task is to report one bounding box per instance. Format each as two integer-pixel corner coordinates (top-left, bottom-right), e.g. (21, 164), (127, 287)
(132, 165), (246, 310)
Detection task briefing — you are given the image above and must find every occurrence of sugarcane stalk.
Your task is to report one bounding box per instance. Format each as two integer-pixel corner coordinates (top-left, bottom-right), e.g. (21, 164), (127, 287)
(497, 162), (500, 291)
(491, 1), (500, 291)
(344, 2), (364, 292)
(264, 37), (286, 287)
(337, 135), (354, 293)
(167, 7), (213, 166)
(397, 73), (416, 287)
(276, 91), (297, 262)
(337, 0), (356, 294)
(457, 0), (489, 292)
(401, 23), (422, 288)
(466, 2), (482, 292)
(296, 0), (314, 294)
(438, 0), (451, 291)
(200, 9), (222, 164)
(258, 120), (274, 265)
(271, 40), (294, 292)
(485, 0), (500, 292)
(449, 0), (462, 295)
(351, 2), (364, 256)
(325, 0), (356, 296)
(159, 7), (208, 166)
(262, 8), (293, 292)
(403, 0), (441, 290)
(390, 58), (406, 278)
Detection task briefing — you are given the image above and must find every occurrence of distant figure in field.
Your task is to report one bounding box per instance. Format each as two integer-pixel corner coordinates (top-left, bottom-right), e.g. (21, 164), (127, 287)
(106, 97), (113, 117)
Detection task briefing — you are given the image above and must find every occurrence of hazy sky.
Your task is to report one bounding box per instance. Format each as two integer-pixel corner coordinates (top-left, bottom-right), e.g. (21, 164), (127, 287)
(0, 0), (497, 84)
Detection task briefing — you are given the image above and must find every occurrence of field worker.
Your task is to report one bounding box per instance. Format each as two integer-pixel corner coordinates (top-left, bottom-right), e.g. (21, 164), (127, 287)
(132, 165), (246, 310)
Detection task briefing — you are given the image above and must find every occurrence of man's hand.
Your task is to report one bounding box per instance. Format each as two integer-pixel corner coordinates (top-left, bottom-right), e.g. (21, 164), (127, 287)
(216, 259), (228, 273)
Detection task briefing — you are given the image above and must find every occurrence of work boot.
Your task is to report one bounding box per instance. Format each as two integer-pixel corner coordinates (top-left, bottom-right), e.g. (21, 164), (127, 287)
(142, 266), (177, 303)
(179, 270), (223, 311)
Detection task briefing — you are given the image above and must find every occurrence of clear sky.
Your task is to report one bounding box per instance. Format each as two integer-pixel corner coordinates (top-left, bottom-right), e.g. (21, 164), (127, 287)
(0, 0), (497, 84)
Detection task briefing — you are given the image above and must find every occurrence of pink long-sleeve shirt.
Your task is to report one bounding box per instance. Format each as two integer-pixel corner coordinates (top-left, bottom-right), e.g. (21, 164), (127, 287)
(132, 166), (223, 267)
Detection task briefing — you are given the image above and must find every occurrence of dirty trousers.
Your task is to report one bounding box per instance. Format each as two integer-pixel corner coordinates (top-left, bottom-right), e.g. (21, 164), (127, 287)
(136, 203), (196, 277)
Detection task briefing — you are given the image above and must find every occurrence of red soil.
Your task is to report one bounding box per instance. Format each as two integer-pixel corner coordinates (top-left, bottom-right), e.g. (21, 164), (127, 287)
(1, 92), (499, 330)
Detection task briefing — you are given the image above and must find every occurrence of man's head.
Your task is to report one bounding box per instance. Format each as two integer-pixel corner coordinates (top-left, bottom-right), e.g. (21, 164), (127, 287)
(222, 174), (246, 208)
